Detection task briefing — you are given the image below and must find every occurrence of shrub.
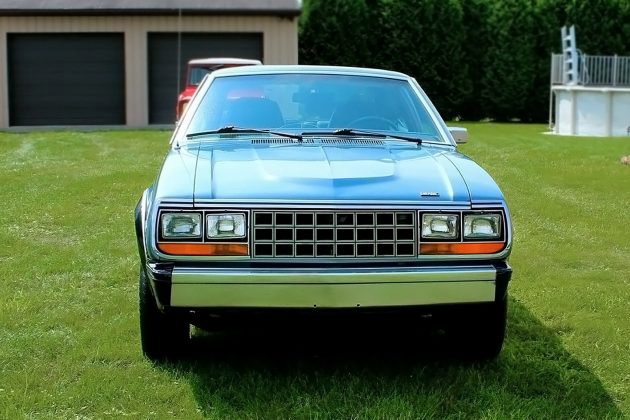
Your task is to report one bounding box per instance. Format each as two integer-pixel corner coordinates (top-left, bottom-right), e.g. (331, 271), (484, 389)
(298, 0), (629, 122)
(378, 0), (470, 119)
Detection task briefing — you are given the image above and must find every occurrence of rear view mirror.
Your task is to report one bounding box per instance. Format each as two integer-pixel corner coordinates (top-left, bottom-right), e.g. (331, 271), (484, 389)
(448, 127), (468, 144)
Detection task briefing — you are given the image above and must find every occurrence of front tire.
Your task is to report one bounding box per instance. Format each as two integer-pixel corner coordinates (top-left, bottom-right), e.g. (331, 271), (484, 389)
(139, 269), (190, 361)
(448, 294), (508, 361)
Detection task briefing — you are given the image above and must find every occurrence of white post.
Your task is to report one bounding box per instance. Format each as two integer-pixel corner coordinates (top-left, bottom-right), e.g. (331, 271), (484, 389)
(568, 26), (579, 84)
(605, 91), (613, 136)
(549, 53), (555, 131)
(569, 89), (576, 135)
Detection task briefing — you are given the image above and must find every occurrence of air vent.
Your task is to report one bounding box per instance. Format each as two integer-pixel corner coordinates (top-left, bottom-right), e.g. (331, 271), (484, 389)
(248, 138), (387, 146)
(250, 137), (385, 146)
(317, 138), (385, 145)
(251, 138), (296, 144)
(250, 138), (316, 145)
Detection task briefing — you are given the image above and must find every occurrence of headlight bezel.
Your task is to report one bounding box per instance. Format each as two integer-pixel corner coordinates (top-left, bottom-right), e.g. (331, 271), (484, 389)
(158, 211), (203, 241)
(418, 209), (508, 256)
(420, 212), (461, 241)
(463, 212), (503, 241)
(419, 210), (506, 243)
(206, 212), (247, 241)
(156, 209), (249, 244)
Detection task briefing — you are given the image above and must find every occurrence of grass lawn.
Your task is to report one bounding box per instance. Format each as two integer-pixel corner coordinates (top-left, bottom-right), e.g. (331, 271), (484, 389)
(0, 124), (628, 418)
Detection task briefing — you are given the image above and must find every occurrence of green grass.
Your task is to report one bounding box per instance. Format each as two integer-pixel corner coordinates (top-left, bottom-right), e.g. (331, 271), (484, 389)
(0, 124), (628, 419)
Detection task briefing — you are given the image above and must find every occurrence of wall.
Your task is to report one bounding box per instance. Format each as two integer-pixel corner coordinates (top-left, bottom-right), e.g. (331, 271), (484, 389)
(553, 86), (630, 137)
(0, 14), (299, 128)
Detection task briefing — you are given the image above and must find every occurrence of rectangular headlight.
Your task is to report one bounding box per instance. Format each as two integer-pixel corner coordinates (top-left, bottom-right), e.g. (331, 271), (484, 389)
(464, 214), (502, 240)
(207, 213), (246, 239)
(161, 212), (202, 239)
(421, 214), (459, 239)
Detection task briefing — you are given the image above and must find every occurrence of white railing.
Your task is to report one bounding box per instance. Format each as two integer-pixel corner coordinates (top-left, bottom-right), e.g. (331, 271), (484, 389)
(551, 53), (630, 87)
(550, 54), (564, 85)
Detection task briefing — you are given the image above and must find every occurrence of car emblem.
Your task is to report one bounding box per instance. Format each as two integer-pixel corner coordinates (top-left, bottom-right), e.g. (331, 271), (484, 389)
(420, 192), (440, 197)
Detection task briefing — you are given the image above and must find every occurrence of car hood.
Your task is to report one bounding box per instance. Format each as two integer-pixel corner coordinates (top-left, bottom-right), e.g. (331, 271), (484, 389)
(186, 140), (484, 203)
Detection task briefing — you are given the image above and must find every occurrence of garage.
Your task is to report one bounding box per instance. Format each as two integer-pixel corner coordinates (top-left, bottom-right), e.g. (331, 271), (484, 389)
(8, 33), (125, 126)
(0, 1), (300, 129)
(148, 33), (263, 124)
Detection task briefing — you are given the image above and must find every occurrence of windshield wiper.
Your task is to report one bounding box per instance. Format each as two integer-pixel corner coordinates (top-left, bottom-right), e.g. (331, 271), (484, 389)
(186, 126), (303, 141)
(303, 128), (423, 145)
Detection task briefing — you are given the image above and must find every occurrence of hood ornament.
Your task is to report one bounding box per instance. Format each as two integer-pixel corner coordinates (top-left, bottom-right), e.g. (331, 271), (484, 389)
(421, 192), (440, 197)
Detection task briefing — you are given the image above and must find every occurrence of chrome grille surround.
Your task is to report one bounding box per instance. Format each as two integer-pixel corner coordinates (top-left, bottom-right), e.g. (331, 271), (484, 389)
(252, 210), (416, 258)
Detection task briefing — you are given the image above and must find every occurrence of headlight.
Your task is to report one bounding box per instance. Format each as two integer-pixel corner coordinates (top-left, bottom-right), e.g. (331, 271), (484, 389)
(464, 214), (502, 240)
(207, 213), (246, 239)
(421, 214), (459, 239)
(161, 212), (202, 239)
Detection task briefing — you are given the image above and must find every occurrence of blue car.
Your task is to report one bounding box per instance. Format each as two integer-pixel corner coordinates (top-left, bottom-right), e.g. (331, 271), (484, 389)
(135, 66), (513, 360)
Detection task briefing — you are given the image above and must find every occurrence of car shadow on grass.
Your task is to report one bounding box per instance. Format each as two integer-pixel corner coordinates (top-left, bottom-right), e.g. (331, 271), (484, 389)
(158, 299), (622, 418)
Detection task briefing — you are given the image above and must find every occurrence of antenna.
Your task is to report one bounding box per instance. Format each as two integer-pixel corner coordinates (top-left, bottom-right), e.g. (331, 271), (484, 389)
(561, 25), (579, 85)
(176, 8), (182, 97)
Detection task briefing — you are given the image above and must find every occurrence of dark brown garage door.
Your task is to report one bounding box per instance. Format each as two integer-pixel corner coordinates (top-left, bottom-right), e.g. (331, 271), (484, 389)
(148, 33), (263, 124)
(8, 33), (125, 126)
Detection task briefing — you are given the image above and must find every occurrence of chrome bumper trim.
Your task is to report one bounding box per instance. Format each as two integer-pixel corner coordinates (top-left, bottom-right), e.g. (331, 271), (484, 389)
(171, 265), (496, 284)
(169, 266), (497, 308)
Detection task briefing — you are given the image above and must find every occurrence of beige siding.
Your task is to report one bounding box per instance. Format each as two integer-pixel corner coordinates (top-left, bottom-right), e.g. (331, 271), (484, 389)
(0, 15), (299, 128)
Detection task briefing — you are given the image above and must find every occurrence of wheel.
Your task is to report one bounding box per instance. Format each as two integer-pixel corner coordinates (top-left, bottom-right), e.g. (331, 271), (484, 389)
(139, 268), (190, 361)
(447, 293), (508, 361)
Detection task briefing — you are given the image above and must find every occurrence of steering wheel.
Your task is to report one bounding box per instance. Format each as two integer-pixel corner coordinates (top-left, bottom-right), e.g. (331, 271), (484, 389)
(346, 116), (398, 130)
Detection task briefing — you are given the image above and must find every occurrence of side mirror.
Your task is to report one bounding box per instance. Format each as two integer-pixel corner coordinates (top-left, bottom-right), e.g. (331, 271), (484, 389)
(448, 127), (468, 144)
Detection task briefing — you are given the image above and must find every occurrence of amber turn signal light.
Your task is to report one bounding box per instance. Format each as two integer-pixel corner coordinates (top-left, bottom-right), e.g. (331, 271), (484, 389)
(157, 243), (248, 256)
(420, 242), (505, 255)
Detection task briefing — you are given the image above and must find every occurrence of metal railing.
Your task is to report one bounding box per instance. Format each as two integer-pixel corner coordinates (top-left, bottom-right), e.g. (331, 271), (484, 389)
(551, 53), (630, 86)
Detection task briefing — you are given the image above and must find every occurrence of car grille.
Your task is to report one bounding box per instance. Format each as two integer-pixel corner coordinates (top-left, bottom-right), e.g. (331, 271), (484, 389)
(251, 210), (417, 258)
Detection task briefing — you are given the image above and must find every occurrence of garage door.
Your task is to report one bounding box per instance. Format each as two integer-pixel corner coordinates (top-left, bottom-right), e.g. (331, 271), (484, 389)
(148, 33), (263, 124)
(8, 33), (125, 126)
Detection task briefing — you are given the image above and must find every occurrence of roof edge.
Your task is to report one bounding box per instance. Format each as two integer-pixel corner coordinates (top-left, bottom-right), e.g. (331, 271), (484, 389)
(0, 9), (301, 17)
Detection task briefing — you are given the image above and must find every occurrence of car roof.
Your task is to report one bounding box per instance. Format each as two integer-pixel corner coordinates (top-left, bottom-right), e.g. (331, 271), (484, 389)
(211, 65), (411, 80)
(188, 57), (262, 66)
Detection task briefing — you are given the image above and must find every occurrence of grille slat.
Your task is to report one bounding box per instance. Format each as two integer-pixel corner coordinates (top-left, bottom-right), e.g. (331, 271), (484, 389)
(252, 210), (416, 258)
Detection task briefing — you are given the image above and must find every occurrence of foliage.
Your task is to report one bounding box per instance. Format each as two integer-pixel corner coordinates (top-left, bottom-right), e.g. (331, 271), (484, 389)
(459, 0), (491, 121)
(299, 0), (630, 122)
(480, 0), (538, 120)
(379, 0), (470, 119)
(298, 0), (382, 68)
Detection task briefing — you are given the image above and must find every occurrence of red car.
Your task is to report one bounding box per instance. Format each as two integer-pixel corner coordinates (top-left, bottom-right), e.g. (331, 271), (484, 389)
(176, 57), (262, 120)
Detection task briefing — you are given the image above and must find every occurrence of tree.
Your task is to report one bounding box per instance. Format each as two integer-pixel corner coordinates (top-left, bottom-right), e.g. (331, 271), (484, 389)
(379, 0), (471, 119)
(299, 0), (383, 67)
(460, 0), (492, 120)
(480, 0), (538, 120)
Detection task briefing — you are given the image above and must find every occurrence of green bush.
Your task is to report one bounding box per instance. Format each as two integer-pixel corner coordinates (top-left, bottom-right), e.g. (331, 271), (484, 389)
(459, 0), (491, 121)
(298, 0), (629, 122)
(299, 0), (469, 119)
(299, 0), (383, 68)
(379, 0), (470, 119)
(480, 0), (538, 121)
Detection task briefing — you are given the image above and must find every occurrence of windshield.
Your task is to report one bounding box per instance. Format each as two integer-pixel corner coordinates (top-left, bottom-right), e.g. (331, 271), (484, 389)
(186, 74), (444, 142)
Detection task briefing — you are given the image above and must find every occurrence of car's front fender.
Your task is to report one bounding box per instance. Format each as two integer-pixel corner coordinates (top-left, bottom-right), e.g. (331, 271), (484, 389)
(134, 188), (150, 267)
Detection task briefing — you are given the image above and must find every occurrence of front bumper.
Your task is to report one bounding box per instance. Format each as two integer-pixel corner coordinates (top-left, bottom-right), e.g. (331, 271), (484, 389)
(147, 263), (511, 309)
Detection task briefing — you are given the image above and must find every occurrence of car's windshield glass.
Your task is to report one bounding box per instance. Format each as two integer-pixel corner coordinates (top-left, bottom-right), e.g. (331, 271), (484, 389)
(186, 74), (444, 142)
